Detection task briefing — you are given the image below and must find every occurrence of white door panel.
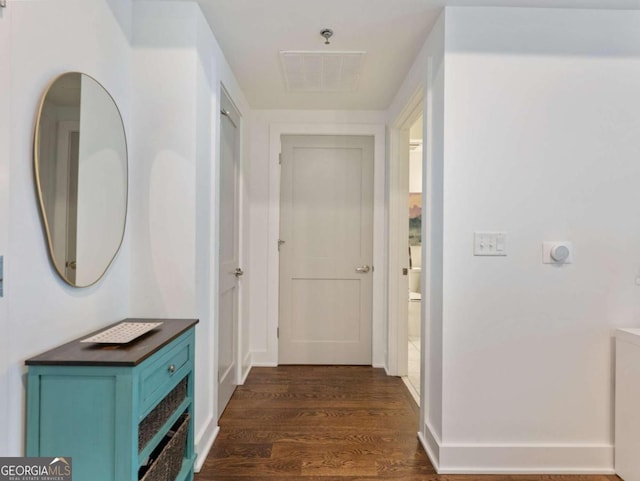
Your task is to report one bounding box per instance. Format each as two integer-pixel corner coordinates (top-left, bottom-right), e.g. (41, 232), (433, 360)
(217, 91), (240, 418)
(279, 135), (374, 365)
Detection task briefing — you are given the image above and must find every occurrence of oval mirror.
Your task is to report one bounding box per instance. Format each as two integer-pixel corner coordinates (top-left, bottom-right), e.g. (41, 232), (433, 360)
(34, 72), (128, 287)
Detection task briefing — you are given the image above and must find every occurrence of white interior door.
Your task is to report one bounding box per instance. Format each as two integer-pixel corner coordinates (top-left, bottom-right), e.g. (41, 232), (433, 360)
(217, 91), (240, 418)
(279, 135), (374, 365)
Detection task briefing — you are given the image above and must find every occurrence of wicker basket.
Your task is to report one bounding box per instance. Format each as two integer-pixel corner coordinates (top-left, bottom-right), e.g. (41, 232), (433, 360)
(139, 378), (187, 451)
(139, 413), (189, 481)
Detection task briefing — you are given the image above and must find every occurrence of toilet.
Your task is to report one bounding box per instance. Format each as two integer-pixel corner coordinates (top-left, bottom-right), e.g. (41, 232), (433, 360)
(408, 245), (421, 339)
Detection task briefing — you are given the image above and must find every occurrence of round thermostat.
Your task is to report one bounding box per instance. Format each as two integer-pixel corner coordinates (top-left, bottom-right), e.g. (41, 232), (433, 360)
(550, 244), (570, 262)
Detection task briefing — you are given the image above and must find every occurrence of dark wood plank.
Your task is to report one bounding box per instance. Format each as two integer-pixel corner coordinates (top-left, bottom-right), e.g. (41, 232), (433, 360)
(196, 366), (621, 481)
(216, 428), (419, 445)
(25, 318), (198, 366)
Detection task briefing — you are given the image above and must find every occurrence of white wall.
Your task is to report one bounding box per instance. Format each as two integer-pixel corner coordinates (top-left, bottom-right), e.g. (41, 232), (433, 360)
(131, 1), (251, 467)
(0, 0), (250, 462)
(0, 0), (251, 463)
(423, 11), (446, 449)
(389, 8), (640, 472)
(434, 7), (640, 473)
(131, 3), (199, 318)
(3, 0), (132, 455)
(248, 110), (387, 367)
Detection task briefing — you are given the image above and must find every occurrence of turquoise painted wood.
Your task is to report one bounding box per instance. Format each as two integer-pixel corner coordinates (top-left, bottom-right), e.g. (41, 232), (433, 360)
(26, 321), (197, 481)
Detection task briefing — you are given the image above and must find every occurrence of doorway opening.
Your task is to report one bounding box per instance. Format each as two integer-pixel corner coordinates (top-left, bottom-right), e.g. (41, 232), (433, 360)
(406, 115), (423, 402)
(386, 86), (424, 405)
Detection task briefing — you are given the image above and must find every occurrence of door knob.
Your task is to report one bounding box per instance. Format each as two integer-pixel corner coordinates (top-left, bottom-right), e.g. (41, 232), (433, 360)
(355, 265), (371, 273)
(234, 268), (244, 277)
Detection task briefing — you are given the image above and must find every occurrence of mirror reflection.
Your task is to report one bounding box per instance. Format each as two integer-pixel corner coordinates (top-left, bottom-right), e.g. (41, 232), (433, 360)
(35, 72), (128, 287)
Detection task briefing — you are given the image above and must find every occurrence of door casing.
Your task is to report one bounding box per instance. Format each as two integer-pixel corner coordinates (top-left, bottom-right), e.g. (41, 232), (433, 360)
(387, 87), (424, 377)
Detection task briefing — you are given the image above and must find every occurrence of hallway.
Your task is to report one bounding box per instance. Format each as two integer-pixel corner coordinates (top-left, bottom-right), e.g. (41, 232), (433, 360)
(196, 367), (620, 481)
(198, 366), (432, 479)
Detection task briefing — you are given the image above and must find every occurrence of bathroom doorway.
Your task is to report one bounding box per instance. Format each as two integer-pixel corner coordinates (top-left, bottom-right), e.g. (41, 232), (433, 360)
(406, 115), (423, 401)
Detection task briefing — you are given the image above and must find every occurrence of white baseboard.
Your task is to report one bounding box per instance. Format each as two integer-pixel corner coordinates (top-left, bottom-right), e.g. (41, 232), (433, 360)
(420, 422), (614, 474)
(250, 349), (277, 367)
(240, 362), (252, 385)
(420, 421), (441, 470)
(238, 352), (252, 384)
(194, 419), (220, 473)
(250, 352), (384, 369)
(251, 361), (278, 367)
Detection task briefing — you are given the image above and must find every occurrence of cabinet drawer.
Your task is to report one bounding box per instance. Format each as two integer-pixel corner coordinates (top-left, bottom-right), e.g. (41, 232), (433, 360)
(140, 335), (192, 413)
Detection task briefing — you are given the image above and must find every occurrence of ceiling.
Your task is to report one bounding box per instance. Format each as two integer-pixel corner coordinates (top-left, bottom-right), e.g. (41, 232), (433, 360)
(146, 0), (640, 110)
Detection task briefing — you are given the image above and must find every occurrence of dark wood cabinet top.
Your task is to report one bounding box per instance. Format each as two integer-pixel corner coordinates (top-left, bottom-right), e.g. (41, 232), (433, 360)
(25, 318), (199, 367)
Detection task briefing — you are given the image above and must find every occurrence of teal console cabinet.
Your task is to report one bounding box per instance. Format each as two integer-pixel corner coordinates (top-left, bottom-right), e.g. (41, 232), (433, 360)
(26, 318), (198, 481)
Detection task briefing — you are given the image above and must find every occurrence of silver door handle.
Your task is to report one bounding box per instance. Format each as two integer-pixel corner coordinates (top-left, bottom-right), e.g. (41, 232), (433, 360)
(355, 265), (371, 273)
(234, 268), (244, 277)
(221, 109), (238, 128)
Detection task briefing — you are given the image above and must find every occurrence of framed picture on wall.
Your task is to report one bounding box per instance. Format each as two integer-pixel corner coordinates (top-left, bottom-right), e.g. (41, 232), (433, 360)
(409, 193), (422, 246)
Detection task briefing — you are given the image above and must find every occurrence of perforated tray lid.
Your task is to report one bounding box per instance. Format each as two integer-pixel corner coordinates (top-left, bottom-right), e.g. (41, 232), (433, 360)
(81, 322), (164, 344)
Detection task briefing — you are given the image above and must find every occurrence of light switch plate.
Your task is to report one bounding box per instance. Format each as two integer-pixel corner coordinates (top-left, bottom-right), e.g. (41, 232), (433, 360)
(474, 232), (507, 256)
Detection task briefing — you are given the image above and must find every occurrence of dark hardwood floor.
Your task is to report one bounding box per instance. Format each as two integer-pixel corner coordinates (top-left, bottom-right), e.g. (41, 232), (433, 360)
(196, 366), (619, 481)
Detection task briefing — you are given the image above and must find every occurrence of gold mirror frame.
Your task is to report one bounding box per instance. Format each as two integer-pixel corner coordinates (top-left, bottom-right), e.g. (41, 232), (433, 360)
(34, 72), (128, 287)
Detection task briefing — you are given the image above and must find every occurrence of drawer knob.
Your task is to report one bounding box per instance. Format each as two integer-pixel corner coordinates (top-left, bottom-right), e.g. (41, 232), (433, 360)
(168, 364), (176, 374)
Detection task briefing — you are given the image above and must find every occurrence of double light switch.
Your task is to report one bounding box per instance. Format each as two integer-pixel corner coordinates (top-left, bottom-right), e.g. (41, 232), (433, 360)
(474, 232), (507, 256)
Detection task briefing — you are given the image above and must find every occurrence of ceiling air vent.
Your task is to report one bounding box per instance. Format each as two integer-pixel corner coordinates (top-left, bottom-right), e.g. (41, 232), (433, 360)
(279, 51), (366, 92)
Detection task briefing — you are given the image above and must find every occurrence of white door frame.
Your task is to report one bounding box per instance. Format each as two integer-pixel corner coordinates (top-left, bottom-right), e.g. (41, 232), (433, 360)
(267, 123), (386, 367)
(387, 86), (424, 376)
